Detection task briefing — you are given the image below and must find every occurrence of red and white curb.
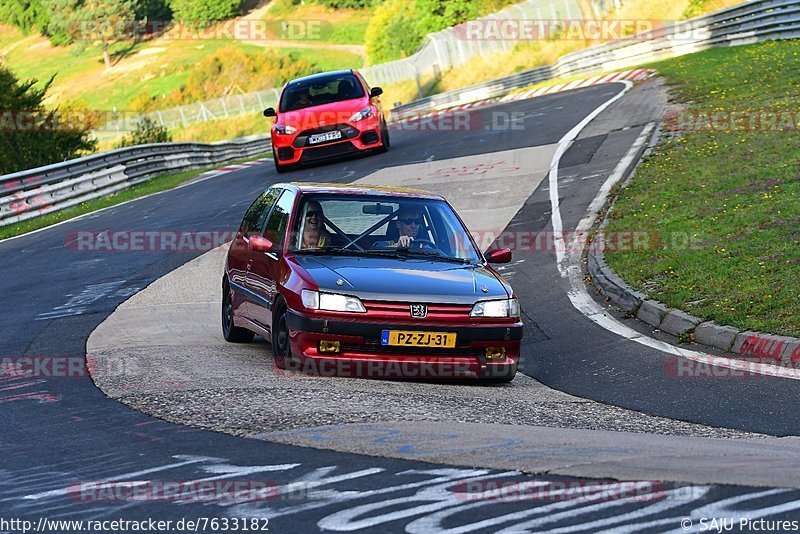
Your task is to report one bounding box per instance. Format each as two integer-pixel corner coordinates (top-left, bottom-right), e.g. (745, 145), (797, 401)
(501, 68), (657, 102)
(391, 69), (658, 123)
(200, 157), (272, 177)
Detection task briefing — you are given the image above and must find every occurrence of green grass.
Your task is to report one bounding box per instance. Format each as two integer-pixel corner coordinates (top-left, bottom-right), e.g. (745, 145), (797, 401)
(604, 40), (800, 337)
(0, 152), (269, 240)
(1, 26), (363, 113)
(262, 0), (373, 45)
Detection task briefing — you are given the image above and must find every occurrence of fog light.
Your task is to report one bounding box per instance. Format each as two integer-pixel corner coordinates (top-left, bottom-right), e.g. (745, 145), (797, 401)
(485, 347), (506, 359)
(319, 340), (341, 353)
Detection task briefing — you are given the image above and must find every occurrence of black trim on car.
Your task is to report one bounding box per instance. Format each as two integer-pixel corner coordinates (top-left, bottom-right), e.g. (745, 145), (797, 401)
(230, 279), (272, 309)
(286, 310), (523, 343)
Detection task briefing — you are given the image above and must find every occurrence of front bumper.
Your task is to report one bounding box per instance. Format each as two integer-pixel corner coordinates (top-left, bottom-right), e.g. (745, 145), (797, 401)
(285, 310), (521, 379)
(272, 117), (383, 165)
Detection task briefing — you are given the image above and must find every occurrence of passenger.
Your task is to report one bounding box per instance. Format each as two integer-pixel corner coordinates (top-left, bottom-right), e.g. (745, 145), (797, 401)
(300, 201), (333, 249)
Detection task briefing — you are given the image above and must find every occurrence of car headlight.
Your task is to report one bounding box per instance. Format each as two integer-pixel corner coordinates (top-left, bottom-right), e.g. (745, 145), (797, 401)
(274, 124), (297, 135)
(469, 298), (520, 318)
(301, 289), (366, 313)
(349, 107), (373, 122)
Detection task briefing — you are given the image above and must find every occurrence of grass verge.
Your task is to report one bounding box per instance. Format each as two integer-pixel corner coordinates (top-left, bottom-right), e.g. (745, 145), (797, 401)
(0, 152), (270, 241)
(604, 40), (800, 337)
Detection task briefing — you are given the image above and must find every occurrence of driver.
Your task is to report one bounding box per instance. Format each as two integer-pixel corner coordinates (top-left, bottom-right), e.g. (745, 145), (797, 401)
(294, 88), (312, 108)
(374, 205), (432, 249)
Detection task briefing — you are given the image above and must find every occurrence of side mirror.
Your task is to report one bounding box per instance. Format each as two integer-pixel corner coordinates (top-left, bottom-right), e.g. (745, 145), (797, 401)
(485, 248), (512, 264)
(263, 107), (276, 118)
(369, 87), (383, 98)
(249, 235), (274, 252)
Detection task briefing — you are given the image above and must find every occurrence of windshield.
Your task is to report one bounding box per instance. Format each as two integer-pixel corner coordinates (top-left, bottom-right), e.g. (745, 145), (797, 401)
(279, 74), (365, 112)
(290, 195), (482, 264)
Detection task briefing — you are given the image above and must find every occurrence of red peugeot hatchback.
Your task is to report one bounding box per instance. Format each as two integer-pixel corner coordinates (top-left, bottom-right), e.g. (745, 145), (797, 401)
(222, 183), (521, 382)
(263, 70), (390, 173)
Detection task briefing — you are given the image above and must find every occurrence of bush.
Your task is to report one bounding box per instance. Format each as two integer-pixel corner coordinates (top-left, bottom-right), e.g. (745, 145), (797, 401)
(313, 0), (376, 8)
(365, 0), (518, 64)
(115, 117), (172, 148)
(164, 45), (315, 107)
(0, 67), (96, 174)
(170, 0), (242, 28)
(365, 0), (422, 64)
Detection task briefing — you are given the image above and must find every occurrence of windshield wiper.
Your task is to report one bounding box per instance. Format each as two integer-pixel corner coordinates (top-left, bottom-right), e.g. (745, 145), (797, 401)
(370, 247), (476, 265)
(293, 247), (362, 255)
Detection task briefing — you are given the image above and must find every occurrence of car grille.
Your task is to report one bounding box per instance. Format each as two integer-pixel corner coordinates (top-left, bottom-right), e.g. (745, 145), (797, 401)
(362, 301), (473, 321)
(293, 123), (360, 148)
(299, 142), (359, 162)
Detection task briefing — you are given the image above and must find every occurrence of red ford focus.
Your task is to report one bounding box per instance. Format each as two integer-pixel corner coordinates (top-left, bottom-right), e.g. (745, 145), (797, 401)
(263, 70), (390, 173)
(222, 183), (521, 382)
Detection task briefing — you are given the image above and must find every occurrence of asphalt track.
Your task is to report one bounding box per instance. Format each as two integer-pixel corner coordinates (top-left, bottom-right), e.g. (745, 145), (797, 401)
(3, 82), (800, 532)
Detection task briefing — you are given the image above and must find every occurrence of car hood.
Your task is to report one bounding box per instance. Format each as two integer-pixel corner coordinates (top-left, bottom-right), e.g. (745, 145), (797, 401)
(281, 97), (370, 129)
(294, 255), (510, 305)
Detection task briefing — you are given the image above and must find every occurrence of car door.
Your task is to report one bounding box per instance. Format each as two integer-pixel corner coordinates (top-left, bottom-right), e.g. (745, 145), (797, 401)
(245, 188), (296, 331)
(230, 188), (281, 322)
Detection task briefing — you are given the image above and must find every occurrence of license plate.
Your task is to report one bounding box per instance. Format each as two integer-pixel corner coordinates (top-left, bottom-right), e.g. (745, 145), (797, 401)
(308, 130), (342, 145)
(381, 330), (457, 348)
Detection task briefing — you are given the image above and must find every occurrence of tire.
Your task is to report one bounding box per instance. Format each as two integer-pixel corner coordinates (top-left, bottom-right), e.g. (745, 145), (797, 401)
(378, 120), (390, 153)
(222, 280), (255, 343)
(271, 302), (291, 370)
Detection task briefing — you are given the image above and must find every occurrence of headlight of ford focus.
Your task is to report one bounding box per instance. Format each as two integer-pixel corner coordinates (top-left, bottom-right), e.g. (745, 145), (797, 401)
(274, 124), (297, 135)
(469, 298), (520, 318)
(349, 107), (373, 122)
(301, 289), (366, 313)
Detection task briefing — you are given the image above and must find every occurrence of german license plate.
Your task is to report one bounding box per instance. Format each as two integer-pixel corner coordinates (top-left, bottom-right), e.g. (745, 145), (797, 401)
(381, 330), (457, 348)
(308, 130), (342, 144)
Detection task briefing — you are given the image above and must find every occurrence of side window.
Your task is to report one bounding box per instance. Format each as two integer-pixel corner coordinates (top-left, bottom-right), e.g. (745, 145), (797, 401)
(240, 189), (280, 237)
(263, 190), (296, 249)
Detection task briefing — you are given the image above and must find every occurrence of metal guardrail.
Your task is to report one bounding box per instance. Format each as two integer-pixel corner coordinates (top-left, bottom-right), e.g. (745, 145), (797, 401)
(392, 0), (800, 117)
(0, 135), (270, 227)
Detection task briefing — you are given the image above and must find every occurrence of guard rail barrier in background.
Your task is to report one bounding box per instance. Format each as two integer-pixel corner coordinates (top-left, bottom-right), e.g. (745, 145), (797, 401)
(391, 0), (800, 117)
(0, 135), (270, 227)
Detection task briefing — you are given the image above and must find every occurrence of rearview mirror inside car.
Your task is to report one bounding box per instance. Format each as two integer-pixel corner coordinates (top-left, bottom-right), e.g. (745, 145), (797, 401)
(362, 203), (395, 215)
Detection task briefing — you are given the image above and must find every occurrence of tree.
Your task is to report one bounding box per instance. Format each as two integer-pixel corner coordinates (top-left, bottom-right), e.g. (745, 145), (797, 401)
(45, 0), (136, 69)
(0, 0), (50, 34)
(413, 0), (478, 35)
(82, 0), (137, 70)
(365, 0), (423, 64)
(0, 66), (96, 175)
